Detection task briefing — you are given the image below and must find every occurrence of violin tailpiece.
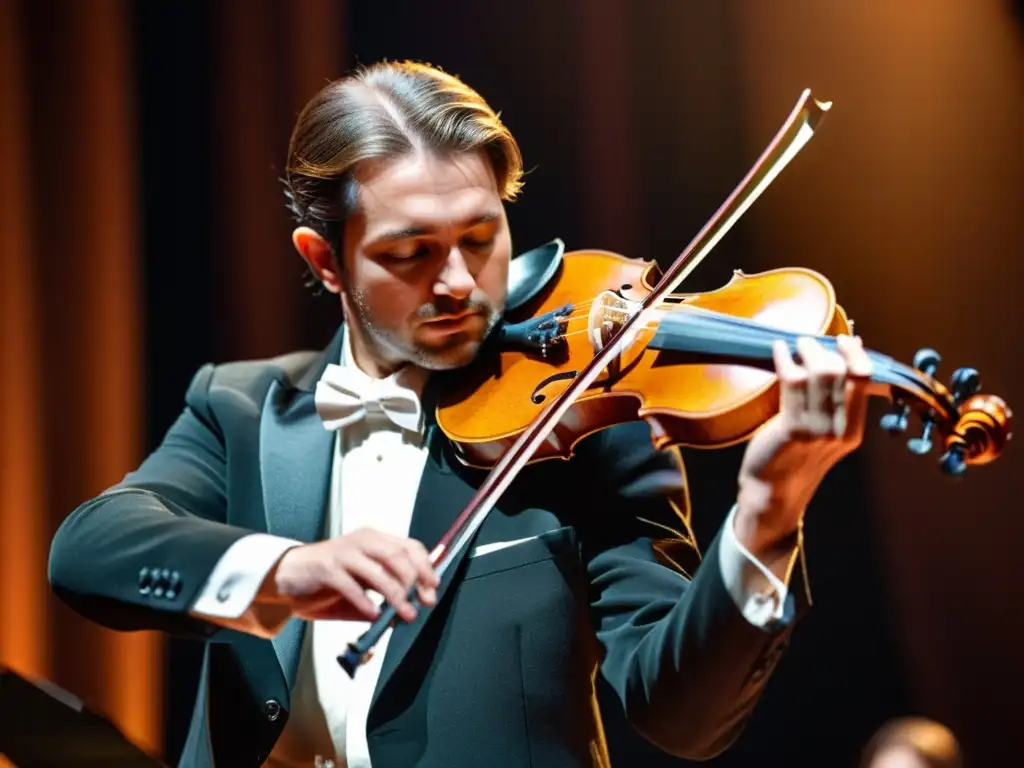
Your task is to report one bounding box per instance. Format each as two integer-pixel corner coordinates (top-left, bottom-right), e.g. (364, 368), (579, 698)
(496, 303), (574, 358)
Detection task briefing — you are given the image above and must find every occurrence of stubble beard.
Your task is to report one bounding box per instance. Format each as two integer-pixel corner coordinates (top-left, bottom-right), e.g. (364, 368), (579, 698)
(349, 287), (502, 372)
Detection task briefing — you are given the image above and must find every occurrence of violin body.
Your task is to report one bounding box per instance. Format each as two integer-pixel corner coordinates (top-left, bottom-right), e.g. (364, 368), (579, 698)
(435, 249), (854, 468)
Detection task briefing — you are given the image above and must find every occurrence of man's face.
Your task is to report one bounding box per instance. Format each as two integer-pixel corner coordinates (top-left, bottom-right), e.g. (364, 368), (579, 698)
(339, 149), (511, 372)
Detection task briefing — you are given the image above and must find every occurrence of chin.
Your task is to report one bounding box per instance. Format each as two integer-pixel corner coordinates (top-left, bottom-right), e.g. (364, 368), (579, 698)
(413, 337), (483, 371)
(410, 314), (495, 370)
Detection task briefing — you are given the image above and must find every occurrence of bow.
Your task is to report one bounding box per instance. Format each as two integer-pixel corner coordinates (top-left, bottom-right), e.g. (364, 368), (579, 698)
(314, 363), (422, 433)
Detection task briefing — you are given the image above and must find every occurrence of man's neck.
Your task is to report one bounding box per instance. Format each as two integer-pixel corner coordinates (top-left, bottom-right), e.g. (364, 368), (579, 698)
(344, 324), (414, 380)
(349, 342), (401, 380)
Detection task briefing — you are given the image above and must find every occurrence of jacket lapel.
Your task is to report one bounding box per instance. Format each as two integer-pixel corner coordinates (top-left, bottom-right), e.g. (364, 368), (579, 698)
(255, 339), (491, 706)
(368, 410), (488, 713)
(259, 325), (345, 691)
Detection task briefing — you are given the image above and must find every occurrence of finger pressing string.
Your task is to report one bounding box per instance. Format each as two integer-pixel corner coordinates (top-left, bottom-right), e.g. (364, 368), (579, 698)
(797, 337), (845, 436)
(837, 335), (873, 437)
(832, 347), (848, 436)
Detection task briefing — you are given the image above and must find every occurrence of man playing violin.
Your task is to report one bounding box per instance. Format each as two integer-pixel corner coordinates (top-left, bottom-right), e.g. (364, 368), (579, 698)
(48, 60), (873, 768)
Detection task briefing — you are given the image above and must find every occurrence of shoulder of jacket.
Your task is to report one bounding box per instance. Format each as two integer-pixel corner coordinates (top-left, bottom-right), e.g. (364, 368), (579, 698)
(189, 350), (321, 401)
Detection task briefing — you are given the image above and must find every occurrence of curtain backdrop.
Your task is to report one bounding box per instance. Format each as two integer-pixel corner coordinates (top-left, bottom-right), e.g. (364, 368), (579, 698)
(0, 0), (345, 761)
(1, 0), (157, 757)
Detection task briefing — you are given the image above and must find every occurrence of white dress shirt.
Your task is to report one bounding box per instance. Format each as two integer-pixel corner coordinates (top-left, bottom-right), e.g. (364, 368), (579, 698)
(190, 331), (799, 767)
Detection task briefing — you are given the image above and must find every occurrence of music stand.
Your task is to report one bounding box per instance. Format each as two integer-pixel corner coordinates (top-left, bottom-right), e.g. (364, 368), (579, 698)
(0, 666), (168, 767)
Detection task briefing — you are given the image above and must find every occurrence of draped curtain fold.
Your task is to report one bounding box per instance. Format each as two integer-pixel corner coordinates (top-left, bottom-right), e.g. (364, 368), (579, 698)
(0, 1), (344, 762)
(1, 0), (157, 756)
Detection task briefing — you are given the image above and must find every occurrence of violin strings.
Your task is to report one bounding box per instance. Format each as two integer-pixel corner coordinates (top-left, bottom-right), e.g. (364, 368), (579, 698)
(548, 304), (648, 324)
(554, 325), (662, 341)
(537, 294), (812, 349)
(531, 292), (696, 323)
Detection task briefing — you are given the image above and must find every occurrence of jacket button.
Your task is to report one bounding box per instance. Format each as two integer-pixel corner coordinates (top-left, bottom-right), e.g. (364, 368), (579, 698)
(138, 567), (152, 595)
(152, 568), (167, 598)
(264, 699), (281, 721)
(166, 571), (182, 600)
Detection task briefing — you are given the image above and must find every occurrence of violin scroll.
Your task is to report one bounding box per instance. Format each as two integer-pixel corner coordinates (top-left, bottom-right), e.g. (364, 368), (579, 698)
(939, 393), (1012, 475)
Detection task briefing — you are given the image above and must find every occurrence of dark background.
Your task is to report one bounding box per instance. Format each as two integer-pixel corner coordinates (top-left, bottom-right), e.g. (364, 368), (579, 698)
(2, 1), (1021, 766)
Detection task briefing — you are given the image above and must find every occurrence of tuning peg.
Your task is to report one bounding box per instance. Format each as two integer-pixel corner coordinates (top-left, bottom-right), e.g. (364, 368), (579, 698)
(949, 367), (980, 405)
(913, 348), (941, 374)
(931, 368), (983, 477)
(908, 420), (935, 454)
(881, 348), (942, 435)
(939, 443), (967, 476)
(880, 408), (910, 433)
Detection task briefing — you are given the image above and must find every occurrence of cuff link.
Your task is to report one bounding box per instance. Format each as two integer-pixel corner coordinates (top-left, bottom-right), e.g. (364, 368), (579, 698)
(751, 588), (780, 616)
(216, 573), (244, 603)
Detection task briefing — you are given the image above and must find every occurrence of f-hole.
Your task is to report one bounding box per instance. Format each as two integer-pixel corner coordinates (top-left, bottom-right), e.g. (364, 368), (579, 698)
(531, 371), (578, 404)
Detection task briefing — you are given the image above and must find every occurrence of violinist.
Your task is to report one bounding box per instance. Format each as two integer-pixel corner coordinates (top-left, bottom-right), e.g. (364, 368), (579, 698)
(49, 60), (875, 768)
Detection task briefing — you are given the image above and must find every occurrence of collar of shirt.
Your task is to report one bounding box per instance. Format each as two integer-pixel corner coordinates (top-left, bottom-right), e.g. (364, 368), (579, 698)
(337, 326), (432, 439)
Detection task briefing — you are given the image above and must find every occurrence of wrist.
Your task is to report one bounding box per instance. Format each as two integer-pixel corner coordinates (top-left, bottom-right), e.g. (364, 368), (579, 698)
(734, 475), (804, 559)
(259, 545), (302, 603)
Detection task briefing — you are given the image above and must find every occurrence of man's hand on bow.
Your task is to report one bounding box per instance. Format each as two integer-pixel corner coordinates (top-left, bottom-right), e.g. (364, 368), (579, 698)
(261, 528), (439, 622)
(734, 335), (873, 561)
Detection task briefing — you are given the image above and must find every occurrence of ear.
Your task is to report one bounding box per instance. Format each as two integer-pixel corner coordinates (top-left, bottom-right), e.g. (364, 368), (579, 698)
(292, 226), (342, 294)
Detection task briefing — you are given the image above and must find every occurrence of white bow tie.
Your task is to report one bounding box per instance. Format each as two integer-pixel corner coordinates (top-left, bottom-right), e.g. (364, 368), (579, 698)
(314, 363), (422, 433)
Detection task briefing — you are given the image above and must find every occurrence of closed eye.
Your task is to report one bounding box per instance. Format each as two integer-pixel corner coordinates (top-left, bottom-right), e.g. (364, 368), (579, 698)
(378, 230), (496, 261)
(380, 243), (431, 261)
(461, 235), (495, 249)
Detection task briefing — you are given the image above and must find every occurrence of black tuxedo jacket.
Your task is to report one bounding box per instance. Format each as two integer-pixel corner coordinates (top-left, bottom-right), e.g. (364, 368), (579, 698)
(48, 325), (808, 767)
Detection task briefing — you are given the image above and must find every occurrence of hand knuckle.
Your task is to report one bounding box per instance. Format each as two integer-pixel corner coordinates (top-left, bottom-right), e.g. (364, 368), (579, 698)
(330, 550), (350, 571)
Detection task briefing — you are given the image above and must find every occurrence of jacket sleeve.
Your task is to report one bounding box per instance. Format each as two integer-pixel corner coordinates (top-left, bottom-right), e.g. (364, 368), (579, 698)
(48, 363), (272, 641)
(576, 421), (811, 761)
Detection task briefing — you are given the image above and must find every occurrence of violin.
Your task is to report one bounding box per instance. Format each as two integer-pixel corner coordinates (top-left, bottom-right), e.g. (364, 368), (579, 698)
(437, 253), (1009, 471)
(337, 89), (1012, 676)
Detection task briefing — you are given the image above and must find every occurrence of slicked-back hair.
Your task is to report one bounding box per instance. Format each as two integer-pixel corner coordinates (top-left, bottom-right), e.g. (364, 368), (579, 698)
(283, 60), (524, 255)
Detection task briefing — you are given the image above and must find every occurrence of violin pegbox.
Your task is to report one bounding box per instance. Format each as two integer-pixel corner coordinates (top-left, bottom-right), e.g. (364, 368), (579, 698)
(881, 348), (941, 435)
(880, 347), (1012, 476)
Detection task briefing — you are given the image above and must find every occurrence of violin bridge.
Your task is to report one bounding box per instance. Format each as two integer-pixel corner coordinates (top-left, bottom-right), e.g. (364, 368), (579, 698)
(588, 290), (644, 363)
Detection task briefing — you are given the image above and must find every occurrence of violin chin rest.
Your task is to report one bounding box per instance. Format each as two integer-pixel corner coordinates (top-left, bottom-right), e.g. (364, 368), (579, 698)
(505, 238), (564, 311)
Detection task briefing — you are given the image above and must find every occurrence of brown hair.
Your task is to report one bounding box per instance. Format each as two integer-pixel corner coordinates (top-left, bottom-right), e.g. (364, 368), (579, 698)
(860, 717), (963, 768)
(283, 60), (524, 252)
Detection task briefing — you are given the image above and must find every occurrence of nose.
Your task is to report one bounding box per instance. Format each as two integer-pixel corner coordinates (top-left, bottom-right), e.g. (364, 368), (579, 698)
(433, 247), (476, 300)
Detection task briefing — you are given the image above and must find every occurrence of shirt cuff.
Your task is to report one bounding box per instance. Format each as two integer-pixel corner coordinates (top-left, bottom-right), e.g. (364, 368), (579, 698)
(189, 533), (302, 637)
(717, 504), (798, 628)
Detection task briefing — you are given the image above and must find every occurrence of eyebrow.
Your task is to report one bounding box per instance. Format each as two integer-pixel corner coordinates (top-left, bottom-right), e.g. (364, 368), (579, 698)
(366, 212), (501, 247)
